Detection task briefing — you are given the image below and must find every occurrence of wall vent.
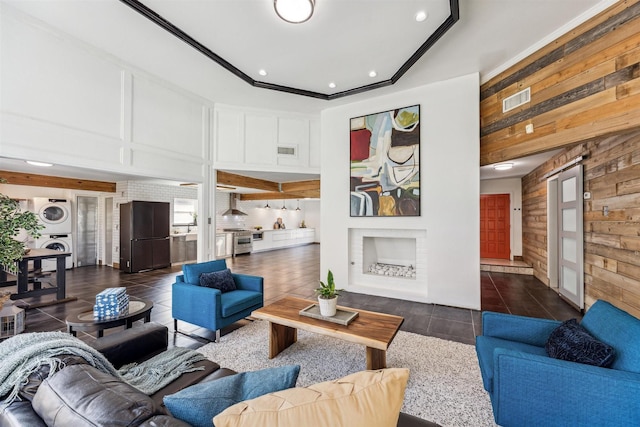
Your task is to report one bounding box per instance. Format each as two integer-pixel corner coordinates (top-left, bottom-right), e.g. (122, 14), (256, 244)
(277, 146), (296, 156)
(502, 87), (531, 113)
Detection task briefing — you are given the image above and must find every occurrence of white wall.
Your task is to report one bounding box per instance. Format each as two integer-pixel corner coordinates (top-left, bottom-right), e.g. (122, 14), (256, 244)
(1, 6), (210, 184)
(320, 73), (480, 309)
(480, 178), (523, 258)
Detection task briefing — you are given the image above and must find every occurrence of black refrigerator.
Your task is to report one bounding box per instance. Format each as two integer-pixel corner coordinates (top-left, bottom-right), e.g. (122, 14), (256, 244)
(119, 201), (170, 273)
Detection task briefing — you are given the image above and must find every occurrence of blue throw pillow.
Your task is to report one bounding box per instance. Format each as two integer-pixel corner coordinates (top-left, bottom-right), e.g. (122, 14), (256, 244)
(183, 260), (227, 284)
(163, 365), (300, 427)
(545, 319), (615, 367)
(199, 269), (236, 293)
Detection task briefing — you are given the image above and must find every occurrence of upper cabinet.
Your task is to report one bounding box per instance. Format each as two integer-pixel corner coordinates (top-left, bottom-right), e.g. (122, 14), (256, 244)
(214, 105), (320, 173)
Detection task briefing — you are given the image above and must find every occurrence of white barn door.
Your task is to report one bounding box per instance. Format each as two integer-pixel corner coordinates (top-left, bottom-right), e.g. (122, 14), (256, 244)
(557, 165), (584, 309)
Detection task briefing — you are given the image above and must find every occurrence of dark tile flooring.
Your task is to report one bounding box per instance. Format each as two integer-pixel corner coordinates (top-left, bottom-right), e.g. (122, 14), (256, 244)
(11, 244), (581, 348)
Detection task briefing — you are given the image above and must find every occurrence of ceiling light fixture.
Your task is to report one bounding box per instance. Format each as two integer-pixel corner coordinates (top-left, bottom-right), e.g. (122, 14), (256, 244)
(328, 82), (336, 89)
(493, 163), (514, 171)
(26, 160), (53, 167)
(258, 69), (268, 76)
(296, 199), (301, 211)
(281, 201), (287, 210)
(264, 200), (271, 209)
(274, 0), (315, 24)
(369, 70), (377, 78)
(416, 11), (428, 22)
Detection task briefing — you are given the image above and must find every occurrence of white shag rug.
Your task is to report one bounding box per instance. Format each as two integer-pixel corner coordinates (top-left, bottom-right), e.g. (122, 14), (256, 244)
(198, 320), (496, 427)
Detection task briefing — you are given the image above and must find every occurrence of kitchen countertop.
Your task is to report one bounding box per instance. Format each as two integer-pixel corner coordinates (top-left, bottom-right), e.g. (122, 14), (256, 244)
(262, 227), (313, 231)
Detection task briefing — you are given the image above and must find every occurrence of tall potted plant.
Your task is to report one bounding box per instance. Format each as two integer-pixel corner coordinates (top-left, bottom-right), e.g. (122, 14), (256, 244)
(0, 180), (43, 276)
(315, 269), (343, 317)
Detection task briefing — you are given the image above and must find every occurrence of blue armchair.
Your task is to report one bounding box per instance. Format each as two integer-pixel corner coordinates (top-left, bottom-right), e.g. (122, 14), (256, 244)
(172, 260), (264, 342)
(476, 300), (640, 426)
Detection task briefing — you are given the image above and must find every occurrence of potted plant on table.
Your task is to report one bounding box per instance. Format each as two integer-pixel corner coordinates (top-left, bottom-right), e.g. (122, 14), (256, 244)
(315, 270), (343, 317)
(0, 179), (43, 276)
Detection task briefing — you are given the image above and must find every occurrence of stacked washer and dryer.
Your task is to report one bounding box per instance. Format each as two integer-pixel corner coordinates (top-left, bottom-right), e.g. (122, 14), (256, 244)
(33, 198), (73, 271)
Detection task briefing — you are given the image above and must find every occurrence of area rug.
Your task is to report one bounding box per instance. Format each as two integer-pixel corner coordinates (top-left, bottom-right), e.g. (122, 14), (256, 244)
(198, 320), (496, 427)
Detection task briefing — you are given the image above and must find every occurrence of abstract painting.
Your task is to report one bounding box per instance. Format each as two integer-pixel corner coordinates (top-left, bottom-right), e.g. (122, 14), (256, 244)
(350, 105), (420, 217)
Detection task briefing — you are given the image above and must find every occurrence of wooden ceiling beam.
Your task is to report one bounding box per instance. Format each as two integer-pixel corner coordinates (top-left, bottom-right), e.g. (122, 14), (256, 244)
(280, 179), (320, 193)
(217, 171), (279, 192)
(0, 170), (116, 193)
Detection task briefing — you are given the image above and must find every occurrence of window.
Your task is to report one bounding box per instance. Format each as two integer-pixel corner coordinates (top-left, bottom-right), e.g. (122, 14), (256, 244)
(173, 198), (198, 225)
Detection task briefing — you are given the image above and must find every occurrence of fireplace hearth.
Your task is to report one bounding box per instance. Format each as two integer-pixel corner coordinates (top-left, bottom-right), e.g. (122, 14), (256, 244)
(367, 262), (416, 278)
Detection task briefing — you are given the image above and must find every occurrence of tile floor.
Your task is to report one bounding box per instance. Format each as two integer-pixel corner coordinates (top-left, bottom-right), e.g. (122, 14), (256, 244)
(11, 244), (581, 348)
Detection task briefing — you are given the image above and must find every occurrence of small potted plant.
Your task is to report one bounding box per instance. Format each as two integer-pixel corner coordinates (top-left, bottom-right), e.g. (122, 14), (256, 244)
(315, 269), (343, 317)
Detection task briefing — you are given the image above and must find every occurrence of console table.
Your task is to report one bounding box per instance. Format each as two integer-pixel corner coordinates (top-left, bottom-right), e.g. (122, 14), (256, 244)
(0, 248), (75, 308)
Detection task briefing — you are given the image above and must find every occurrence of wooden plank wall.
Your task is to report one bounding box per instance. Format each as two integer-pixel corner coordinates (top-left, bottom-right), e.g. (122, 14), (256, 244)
(480, 0), (640, 165)
(522, 130), (640, 317)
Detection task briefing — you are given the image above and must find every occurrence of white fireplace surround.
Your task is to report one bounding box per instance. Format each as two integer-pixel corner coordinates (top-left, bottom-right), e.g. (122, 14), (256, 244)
(349, 228), (427, 301)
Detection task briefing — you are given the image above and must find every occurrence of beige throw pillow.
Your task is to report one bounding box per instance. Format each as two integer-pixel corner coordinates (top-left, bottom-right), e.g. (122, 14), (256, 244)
(213, 368), (409, 427)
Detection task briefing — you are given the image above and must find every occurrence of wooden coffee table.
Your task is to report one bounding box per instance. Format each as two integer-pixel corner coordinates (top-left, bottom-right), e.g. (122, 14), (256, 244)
(66, 299), (153, 337)
(252, 296), (404, 370)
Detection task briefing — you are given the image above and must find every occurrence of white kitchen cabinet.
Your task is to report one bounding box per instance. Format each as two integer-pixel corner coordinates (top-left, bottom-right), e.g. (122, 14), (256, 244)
(252, 229), (315, 252)
(251, 231), (272, 252)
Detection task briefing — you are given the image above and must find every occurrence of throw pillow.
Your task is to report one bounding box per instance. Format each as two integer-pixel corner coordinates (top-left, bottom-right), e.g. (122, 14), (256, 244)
(199, 268), (236, 293)
(545, 318), (615, 367)
(163, 365), (300, 427)
(213, 368), (409, 427)
(183, 260), (227, 284)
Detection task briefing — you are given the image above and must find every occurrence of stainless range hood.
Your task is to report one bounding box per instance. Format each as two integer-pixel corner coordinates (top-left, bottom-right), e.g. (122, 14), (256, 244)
(221, 193), (247, 216)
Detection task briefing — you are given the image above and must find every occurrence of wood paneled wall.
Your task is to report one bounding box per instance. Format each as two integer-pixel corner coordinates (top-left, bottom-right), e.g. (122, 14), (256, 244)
(522, 130), (640, 317)
(480, 0), (640, 166)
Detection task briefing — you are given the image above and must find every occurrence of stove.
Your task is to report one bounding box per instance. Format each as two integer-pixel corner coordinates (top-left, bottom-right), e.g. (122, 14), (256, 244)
(222, 229), (252, 256)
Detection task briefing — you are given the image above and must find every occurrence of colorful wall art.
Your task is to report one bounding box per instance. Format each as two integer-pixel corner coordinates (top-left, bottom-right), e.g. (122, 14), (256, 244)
(350, 105), (420, 217)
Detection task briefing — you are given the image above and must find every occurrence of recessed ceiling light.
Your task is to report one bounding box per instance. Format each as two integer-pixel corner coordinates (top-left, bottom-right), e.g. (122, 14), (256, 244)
(493, 163), (514, 171)
(416, 11), (428, 22)
(328, 82), (336, 89)
(369, 70), (377, 78)
(258, 69), (268, 76)
(26, 160), (53, 167)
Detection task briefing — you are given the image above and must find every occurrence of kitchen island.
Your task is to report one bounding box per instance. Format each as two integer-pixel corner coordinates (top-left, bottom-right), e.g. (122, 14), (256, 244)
(252, 228), (315, 252)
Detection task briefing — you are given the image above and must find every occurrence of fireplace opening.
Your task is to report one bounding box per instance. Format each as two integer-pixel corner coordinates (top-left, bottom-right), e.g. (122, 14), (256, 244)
(363, 236), (416, 279)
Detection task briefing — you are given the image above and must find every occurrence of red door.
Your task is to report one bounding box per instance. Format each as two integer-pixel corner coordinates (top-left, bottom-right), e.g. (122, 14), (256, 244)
(480, 194), (511, 259)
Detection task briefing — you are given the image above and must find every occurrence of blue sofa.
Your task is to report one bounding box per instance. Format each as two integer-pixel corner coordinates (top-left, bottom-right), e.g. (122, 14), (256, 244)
(172, 260), (264, 342)
(476, 300), (640, 426)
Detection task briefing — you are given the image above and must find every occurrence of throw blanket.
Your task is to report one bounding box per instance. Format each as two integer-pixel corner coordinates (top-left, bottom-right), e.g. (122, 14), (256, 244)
(0, 331), (206, 410)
